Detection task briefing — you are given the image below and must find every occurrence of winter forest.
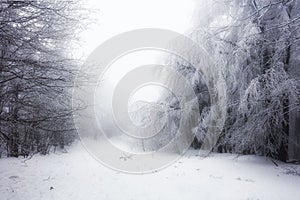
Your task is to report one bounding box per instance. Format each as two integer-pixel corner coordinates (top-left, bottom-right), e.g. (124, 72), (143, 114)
(1, 0), (300, 199)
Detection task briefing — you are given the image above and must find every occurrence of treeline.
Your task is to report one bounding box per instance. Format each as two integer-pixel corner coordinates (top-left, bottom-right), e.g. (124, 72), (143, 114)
(0, 0), (83, 157)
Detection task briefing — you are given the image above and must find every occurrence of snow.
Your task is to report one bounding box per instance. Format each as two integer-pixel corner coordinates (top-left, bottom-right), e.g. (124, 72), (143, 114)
(1, 142), (300, 200)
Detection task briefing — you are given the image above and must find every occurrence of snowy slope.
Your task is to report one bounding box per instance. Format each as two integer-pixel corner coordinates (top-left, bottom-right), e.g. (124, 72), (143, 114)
(1, 141), (300, 200)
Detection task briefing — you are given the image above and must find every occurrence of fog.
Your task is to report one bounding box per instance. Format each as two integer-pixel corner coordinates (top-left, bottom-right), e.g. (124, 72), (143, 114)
(76, 0), (197, 153)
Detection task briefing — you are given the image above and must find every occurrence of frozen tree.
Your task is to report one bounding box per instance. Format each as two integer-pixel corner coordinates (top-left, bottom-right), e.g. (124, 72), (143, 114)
(0, 0), (85, 157)
(190, 0), (300, 160)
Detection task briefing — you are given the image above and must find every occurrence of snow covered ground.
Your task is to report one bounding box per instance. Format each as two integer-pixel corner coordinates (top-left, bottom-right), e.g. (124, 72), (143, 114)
(1, 142), (300, 200)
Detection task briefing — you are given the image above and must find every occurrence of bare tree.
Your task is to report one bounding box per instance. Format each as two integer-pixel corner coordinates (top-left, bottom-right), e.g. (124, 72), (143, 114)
(0, 0), (85, 157)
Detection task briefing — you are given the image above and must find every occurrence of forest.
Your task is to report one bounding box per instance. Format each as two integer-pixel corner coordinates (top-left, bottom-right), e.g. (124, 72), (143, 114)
(1, 0), (299, 161)
(0, 0), (300, 199)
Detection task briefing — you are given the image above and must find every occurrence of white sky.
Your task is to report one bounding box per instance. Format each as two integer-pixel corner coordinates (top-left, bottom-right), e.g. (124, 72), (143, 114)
(78, 0), (196, 58)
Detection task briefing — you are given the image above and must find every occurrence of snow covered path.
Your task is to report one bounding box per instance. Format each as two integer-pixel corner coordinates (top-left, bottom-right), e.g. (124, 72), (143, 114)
(1, 142), (300, 200)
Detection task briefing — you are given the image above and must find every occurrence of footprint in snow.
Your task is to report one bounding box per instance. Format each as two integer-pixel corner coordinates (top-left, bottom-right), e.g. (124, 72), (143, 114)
(9, 175), (19, 179)
(236, 177), (254, 182)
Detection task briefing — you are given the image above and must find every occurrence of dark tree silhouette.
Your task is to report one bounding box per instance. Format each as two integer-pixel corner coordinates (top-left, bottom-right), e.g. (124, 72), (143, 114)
(0, 0), (85, 157)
